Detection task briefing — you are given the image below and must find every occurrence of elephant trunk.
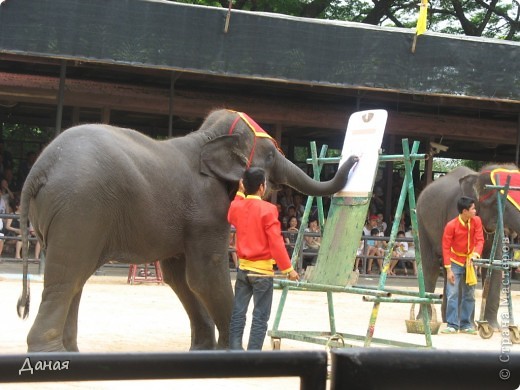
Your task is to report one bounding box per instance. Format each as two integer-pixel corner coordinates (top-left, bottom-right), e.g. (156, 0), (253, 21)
(272, 153), (358, 196)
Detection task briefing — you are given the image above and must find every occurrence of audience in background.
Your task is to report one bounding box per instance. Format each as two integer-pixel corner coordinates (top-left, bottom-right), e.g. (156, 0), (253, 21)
(302, 218), (321, 268)
(366, 228), (385, 274)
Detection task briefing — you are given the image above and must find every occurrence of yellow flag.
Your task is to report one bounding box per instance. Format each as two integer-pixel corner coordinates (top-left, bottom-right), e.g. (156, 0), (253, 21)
(416, 0), (428, 36)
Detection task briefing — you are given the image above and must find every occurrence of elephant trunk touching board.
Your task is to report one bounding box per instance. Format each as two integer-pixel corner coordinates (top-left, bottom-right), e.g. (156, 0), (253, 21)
(270, 152), (352, 196)
(417, 163), (520, 329)
(16, 108), (358, 352)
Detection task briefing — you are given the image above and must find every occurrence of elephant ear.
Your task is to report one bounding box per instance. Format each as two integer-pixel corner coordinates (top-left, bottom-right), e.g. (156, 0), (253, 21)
(200, 134), (247, 181)
(459, 173), (479, 199)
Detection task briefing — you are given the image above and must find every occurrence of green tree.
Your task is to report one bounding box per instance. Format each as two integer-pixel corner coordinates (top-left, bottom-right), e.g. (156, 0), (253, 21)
(173, 0), (519, 41)
(432, 157), (487, 175)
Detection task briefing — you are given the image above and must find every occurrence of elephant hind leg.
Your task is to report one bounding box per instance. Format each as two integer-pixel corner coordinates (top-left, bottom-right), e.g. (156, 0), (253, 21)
(27, 284), (74, 352)
(62, 288), (84, 352)
(27, 245), (96, 352)
(161, 256), (217, 350)
(417, 251), (441, 322)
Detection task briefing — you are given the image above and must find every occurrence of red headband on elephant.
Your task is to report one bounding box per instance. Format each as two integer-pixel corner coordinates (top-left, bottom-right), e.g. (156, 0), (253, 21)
(479, 168), (520, 211)
(227, 110), (283, 168)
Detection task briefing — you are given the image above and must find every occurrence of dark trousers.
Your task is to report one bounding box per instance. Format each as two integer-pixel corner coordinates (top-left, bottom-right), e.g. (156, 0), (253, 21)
(229, 268), (273, 350)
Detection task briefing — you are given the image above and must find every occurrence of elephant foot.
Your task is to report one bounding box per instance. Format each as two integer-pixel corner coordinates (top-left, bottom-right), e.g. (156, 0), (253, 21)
(190, 332), (218, 350)
(487, 320), (500, 330)
(189, 342), (217, 351)
(28, 330), (69, 352)
(27, 343), (68, 353)
(64, 344), (80, 352)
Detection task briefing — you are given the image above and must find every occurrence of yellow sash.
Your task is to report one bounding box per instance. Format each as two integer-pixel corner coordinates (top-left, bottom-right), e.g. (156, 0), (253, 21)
(465, 261), (477, 286)
(450, 248), (477, 286)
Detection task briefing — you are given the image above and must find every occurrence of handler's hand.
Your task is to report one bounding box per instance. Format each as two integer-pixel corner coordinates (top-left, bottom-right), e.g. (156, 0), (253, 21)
(446, 268), (455, 285)
(238, 179), (245, 194)
(287, 270), (299, 281)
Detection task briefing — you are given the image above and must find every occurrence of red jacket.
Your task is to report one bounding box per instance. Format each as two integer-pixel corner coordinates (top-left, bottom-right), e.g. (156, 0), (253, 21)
(228, 192), (294, 275)
(442, 215), (484, 267)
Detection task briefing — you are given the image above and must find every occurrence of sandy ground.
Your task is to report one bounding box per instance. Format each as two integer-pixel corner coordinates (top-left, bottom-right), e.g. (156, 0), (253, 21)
(1, 270), (519, 389)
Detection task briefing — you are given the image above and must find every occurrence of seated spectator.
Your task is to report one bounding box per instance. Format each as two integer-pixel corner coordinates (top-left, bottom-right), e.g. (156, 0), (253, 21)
(354, 239), (365, 272)
(0, 167), (15, 211)
(284, 216), (299, 257)
(389, 231), (408, 276)
(366, 228), (384, 274)
(363, 214), (379, 236)
(376, 213), (387, 236)
(5, 196), (22, 259)
(282, 205), (298, 231)
(404, 227), (417, 276)
(303, 218), (321, 268)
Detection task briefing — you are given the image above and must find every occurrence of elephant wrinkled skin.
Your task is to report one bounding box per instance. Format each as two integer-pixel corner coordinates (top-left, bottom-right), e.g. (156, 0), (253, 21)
(417, 164), (520, 329)
(17, 109), (358, 352)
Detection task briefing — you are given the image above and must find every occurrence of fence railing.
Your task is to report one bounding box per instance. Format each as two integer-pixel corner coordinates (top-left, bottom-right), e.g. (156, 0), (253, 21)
(331, 348), (520, 389)
(0, 351), (327, 390)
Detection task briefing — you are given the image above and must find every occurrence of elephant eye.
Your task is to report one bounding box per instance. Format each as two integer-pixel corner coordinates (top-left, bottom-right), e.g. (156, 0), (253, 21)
(265, 151), (275, 166)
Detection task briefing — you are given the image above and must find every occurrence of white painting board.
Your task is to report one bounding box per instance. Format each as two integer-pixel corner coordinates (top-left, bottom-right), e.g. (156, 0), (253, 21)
(335, 109), (388, 197)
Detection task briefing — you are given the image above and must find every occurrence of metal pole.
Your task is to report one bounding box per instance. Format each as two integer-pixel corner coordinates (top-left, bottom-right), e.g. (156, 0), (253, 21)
(54, 61), (67, 138)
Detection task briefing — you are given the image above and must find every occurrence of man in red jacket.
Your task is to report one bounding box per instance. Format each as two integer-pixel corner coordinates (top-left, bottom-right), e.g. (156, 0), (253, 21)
(228, 167), (299, 350)
(441, 196), (484, 334)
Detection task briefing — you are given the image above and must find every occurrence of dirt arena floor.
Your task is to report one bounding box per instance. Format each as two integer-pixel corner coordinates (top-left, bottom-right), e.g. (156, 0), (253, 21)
(1, 267), (519, 389)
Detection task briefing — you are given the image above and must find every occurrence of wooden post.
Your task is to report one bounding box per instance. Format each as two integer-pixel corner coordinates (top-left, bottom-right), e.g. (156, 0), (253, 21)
(54, 61), (66, 138)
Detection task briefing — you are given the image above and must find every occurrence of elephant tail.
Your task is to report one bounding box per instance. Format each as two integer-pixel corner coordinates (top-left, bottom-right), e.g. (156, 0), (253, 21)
(17, 176), (36, 320)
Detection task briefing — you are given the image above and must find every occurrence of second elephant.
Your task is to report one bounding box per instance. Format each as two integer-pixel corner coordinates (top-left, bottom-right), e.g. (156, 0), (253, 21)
(417, 164), (520, 329)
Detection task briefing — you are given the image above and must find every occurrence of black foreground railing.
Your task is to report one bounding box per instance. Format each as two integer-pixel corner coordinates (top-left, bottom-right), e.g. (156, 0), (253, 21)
(0, 351), (327, 390)
(3, 349), (519, 389)
(331, 348), (520, 390)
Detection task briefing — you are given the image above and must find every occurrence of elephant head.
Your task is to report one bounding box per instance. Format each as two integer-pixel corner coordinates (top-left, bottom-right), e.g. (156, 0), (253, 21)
(198, 109), (358, 196)
(460, 163), (520, 234)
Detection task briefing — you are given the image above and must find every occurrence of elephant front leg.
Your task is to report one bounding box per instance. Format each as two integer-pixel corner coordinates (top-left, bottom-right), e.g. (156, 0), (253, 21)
(483, 268), (502, 330)
(184, 246), (234, 350)
(186, 255), (233, 349)
(161, 257), (219, 350)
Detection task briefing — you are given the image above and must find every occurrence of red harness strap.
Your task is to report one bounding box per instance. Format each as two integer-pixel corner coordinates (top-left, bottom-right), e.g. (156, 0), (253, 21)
(228, 116), (241, 135)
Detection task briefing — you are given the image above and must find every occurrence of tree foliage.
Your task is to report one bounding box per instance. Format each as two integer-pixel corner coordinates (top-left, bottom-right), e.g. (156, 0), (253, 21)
(174, 0), (519, 40)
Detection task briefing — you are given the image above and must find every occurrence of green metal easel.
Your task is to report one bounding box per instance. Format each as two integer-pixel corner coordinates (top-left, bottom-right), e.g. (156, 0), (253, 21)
(269, 138), (442, 349)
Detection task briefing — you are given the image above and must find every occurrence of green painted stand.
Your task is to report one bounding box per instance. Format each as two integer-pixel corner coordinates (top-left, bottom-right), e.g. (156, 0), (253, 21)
(269, 139), (442, 350)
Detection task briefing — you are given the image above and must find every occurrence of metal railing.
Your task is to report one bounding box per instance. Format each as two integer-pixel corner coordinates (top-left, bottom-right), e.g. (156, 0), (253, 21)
(0, 351), (327, 390)
(331, 348), (520, 389)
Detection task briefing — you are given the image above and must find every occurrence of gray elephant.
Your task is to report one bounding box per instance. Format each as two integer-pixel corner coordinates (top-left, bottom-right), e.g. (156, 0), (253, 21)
(17, 108), (358, 352)
(417, 163), (520, 329)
